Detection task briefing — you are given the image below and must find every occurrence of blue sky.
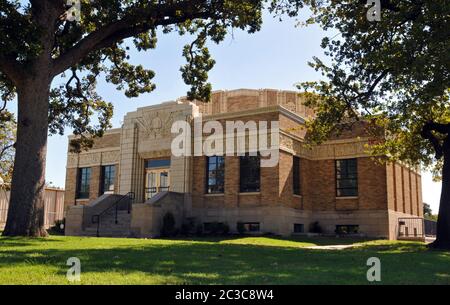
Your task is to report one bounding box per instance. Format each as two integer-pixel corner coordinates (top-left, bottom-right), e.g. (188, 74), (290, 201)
(8, 10), (442, 213)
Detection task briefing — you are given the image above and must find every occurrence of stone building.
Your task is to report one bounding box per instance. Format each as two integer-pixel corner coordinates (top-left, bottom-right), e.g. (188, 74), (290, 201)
(64, 89), (423, 239)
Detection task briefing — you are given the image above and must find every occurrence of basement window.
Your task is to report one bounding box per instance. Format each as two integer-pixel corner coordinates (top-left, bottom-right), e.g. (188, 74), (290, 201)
(335, 225), (359, 235)
(293, 223), (304, 233)
(243, 222), (260, 232)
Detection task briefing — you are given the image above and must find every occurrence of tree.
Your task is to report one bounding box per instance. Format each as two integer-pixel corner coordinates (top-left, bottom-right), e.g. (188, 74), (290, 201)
(0, 1), (305, 236)
(423, 203), (433, 218)
(298, 1), (450, 248)
(423, 203), (438, 221)
(0, 117), (15, 186)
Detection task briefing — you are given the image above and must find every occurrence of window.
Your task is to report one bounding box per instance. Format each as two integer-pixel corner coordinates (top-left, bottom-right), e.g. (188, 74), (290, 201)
(206, 156), (225, 194)
(77, 167), (91, 199)
(145, 159), (171, 169)
(293, 156), (301, 195)
(240, 155), (260, 193)
(243, 222), (260, 232)
(336, 225), (359, 235)
(336, 159), (358, 197)
(293, 223), (304, 233)
(101, 165), (115, 194)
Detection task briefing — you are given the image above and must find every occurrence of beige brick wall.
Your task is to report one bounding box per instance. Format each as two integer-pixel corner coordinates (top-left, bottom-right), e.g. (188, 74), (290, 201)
(224, 156), (239, 208)
(89, 166), (101, 201)
(386, 163), (396, 211)
(182, 89), (315, 119)
(304, 159), (336, 211)
(386, 161), (422, 217)
(358, 158), (387, 210)
(68, 132), (121, 152)
(278, 151), (302, 209)
(64, 168), (77, 211)
(279, 113), (307, 139)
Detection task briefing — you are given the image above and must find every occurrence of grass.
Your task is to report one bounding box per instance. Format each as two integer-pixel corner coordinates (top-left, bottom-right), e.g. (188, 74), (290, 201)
(0, 235), (449, 285)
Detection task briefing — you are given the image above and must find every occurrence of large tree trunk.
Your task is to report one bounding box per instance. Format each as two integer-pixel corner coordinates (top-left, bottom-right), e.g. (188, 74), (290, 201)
(2, 76), (51, 237)
(431, 138), (450, 249)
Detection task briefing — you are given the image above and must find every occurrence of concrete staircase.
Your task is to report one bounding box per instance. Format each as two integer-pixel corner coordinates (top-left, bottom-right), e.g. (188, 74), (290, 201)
(84, 209), (132, 237)
(65, 193), (134, 238)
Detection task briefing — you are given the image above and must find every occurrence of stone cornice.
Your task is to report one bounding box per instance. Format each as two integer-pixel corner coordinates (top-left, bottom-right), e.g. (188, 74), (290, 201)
(201, 105), (307, 124)
(67, 128), (122, 140)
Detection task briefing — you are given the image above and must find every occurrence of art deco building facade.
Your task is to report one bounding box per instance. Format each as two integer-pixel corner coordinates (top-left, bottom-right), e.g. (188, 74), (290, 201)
(64, 89), (423, 239)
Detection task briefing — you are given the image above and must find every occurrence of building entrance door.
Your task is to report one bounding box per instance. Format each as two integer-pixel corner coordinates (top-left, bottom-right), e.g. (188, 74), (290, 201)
(145, 169), (170, 200)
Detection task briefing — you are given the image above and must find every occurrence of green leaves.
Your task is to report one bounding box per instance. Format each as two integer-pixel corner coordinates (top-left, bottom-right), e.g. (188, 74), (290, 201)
(0, 118), (15, 184)
(180, 25), (215, 101)
(0, 0), (307, 146)
(298, 0), (450, 174)
(49, 68), (113, 152)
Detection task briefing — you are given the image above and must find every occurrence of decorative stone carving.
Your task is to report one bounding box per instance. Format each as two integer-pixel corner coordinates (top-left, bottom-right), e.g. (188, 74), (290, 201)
(280, 134), (294, 151)
(139, 149), (172, 160)
(280, 133), (370, 160)
(78, 152), (101, 167)
(285, 102), (297, 112)
(67, 150), (120, 168)
(102, 150), (120, 164)
(135, 110), (178, 140)
(67, 154), (79, 168)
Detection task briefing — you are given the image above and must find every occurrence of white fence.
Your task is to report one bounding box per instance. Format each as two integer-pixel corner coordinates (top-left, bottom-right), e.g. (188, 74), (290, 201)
(0, 188), (65, 229)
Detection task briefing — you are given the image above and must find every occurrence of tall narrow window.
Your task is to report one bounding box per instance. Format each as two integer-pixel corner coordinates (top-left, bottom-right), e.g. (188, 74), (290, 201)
(101, 165), (116, 194)
(240, 155), (261, 193)
(336, 159), (358, 197)
(293, 156), (301, 195)
(206, 156), (225, 194)
(77, 167), (91, 199)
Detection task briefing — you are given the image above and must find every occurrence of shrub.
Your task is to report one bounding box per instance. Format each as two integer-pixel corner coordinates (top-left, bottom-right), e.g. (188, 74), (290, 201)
(48, 219), (65, 235)
(181, 218), (196, 236)
(196, 223), (204, 236)
(309, 221), (322, 234)
(220, 223), (230, 235)
(237, 222), (246, 235)
(202, 222), (231, 236)
(161, 212), (176, 237)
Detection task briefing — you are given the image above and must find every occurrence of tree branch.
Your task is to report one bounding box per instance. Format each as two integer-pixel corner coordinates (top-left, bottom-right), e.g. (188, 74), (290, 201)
(51, 0), (215, 76)
(0, 144), (14, 162)
(421, 121), (450, 159)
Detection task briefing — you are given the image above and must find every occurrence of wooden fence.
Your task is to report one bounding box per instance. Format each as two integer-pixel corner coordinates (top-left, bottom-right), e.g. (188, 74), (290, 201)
(0, 188), (65, 229)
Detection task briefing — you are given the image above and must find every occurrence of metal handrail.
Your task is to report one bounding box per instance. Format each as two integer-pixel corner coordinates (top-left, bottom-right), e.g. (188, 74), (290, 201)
(144, 186), (170, 199)
(92, 192), (135, 237)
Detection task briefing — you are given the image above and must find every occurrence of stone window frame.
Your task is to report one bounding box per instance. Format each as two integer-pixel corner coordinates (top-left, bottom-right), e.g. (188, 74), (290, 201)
(205, 156), (225, 194)
(335, 158), (358, 197)
(76, 167), (91, 199)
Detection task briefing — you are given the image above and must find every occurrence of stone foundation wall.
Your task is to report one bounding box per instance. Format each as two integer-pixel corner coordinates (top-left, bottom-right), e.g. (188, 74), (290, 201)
(190, 206), (393, 238)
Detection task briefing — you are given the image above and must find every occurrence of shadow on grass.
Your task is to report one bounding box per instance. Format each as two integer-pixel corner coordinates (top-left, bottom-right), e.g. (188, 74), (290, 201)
(0, 237), (449, 284)
(166, 235), (375, 247)
(0, 236), (61, 248)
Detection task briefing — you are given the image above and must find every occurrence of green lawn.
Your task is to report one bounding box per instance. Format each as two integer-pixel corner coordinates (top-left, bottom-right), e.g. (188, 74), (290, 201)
(0, 235), (449, 285)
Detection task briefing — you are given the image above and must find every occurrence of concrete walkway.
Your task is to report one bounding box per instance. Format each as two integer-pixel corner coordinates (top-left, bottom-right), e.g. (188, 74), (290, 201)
(306, 245), (356, 250)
